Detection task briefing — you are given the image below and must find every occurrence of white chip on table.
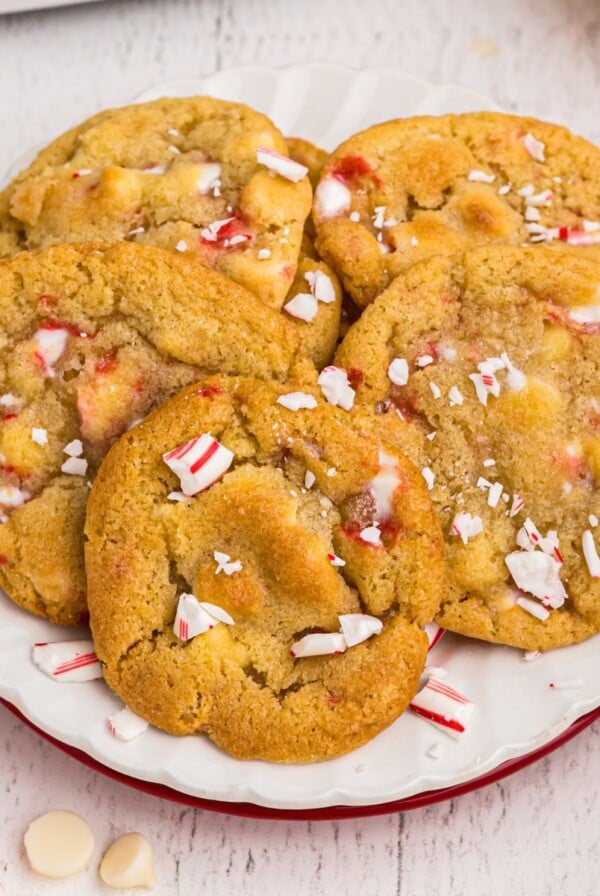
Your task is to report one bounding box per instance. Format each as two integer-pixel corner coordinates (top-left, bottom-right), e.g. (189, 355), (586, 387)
(24, 811), (94, 879)
(100, 832), (155, 890)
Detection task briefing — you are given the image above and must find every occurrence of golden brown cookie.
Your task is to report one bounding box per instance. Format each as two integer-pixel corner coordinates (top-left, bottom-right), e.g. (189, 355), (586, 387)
(85, 375), (444, 762)
(0, 242), (305, 625)
(313, 112), (600, 307)
(0, 97), (312, 310)
(336, 245), (600, 650)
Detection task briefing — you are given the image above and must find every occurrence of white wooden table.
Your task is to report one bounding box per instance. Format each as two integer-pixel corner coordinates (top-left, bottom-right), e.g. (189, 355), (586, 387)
(1, 1), (600, 893)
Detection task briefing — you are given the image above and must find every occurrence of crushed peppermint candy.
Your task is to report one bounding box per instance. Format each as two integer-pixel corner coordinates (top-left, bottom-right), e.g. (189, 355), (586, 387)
(589, 514), (599, 528)
(349, 211), (361, 222)
(388, 358), (409, 386)
(506, 549), (567, 609)
(424, 623), (445, 651)
(163, 434), (234, 496)
(523, 133), (546, 162)
(32, 640), (102, 682)
(582, 530), (600, 577)
(33, 326), (70, 377)
(167, 491), (188, 502)
(450, 512), (483, 545)
(430, 382), (442, 400)
(63, 439), (84, 457)
(523, 650), (542, 662)
(516, 595), (550, 621)
(410, 675), (474, 739)
(196, 162), (222, 195)
(257, 248), (271, 260)
(415, 354), (434, 368)
(276, 392), (318, 411)
(421, 466), (435, 490)
(256, 147), (308, 182)
(327, 552), (346, 567)
(173, 592), (234, 641)
(468, 169), (495, 183)
(0, 486), (30, 507)
(305, 269), (336, 304)
(0, 393), (20, 408)
(284, 292), (318, 321)
(108, 707), (149, 742)
(290, 632), (347, 657)
(517, 185), (552, 206)
(369, 449), (400, 521)
(509, 494), (525, 517)
(359, 525), (383, 546)
(214, 551), (243, 576)
(175, 240), (188, 252)
(61, 457), (88, 476)
(318, 366), (355, 411)
(314, 177), (351, 219)
(339, 613), (383, 647)
(304, 470), (316, 489)
(31, 427), (48, 446)
(448, 386), (464, 407)
(498, 184), (511, 195)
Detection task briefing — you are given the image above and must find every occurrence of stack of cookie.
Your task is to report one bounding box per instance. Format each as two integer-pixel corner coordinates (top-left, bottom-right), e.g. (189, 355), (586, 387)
(1, 98), (599, 762)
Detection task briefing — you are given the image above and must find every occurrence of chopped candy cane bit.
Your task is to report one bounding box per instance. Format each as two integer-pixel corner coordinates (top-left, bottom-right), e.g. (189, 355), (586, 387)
(33, 326), (69, 376)
(0, 393), (20, 408)
(426, 431), (436, 441)
(510, 494), (525, 517)
(284, 292), (318, 321)
(257, 248), (271, 260)
(61, 457), (88, 476)
(487, 482), (503, 508)
(523, 133), (546, 162)
(291, 632), (347, 658)
(498, 184), (511, 195)
(305, 270), (336, 304)
(468, 169), (495, 183)
(409, 676), (474, 739)
(163, 433), (234, 496)
(167, 491), (188, 502)
(326, 467), (337, 477)
(523, 650), (542, 662)
(199, 601), (234, 625)
(424, 622), (445, 651)
(327, 552), (346, 567)
(314, 177), (351, 218)
(516, 596), (550, 621)
(32, 640), (102, 682)
(415, 354), (434, 368)
(506, 550), (566, 608)
(589, 514), (599, 528)
(349, 211), (361, 222)
(108, 707), (149, 742)
(0, 486), (30, 507)
(214, 551), (243, 576)
(482, 458), (496, 467)
(450, 512), (483, 545)
(421, 467), (435, 490)
(582, 530), (600, 577)
(318, 365), (355, 410)
(359, 525), (383, 546)
(173, 593), (217, 641)
(448, 386), (464, 406)
(368, 449), (401, 521)
(410, 236), (419, 247)
(63, 439), (83, 457)
(430, 382), (441, 399)
(339, 613), (383, 647)
(525, 206), (541, 222)
(31, 427), (48, 446)
(304, 470), (316, 489)
(256, 147), (308, 182)
(388, 358), (409, 386)
(276, 392), (318, 411)
(175, 240), (188, 252)
(196, 162), (222, 194)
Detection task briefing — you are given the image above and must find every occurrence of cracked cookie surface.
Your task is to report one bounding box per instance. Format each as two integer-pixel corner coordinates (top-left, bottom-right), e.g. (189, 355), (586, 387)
(0, 242), (304, 625)
(0, 97), (312, 310)
(85, 375), (444, 762)
(313, 112), (600, 307)
(336, 245), (600, 650)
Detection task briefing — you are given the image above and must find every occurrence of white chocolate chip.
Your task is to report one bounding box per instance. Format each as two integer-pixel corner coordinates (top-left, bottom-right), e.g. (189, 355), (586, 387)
(100, 832), (155, 890)
(24, 811), (94, 879)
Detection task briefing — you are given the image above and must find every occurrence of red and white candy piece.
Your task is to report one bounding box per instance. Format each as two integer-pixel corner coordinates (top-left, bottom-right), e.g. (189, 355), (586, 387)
(284, 292), (318, 321)
(515, 595), (550, 621)
(359, 525), (383, 546)
(327, 552), (346, 567)
(568, 305), (600, 326)
(450, 511), (483, 545)
(33, 326), (70, 377)
(0, 486), (30, 507)
(276, 392), (318, 411)
(387, 358), (409, 386)
(214, 550), (243, 576)
(173, 593), (234, 641)
(338, 613), (383, 648)
(424, 623), (445, 652)
(107, 706), (149, 742)
(582, 529), (600, 577)
(505, 549), (566, 609)
(305, 270), (336, 304)
(196, 162), (222, 195)
(314, 177), (352, 219)
(256, 147), (308, 183)
(163, 434), (233, 496)
(523, 133), (545, 162)
(369, 449), (400, 521)
(409, 675), (474, 739)
(318, 366), (355, 411)
(32, 640), (102, 682)
(290, 632), (347, 658)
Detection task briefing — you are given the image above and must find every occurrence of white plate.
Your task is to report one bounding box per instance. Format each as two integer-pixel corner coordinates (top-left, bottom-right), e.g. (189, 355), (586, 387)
(2, 64), (599, 811)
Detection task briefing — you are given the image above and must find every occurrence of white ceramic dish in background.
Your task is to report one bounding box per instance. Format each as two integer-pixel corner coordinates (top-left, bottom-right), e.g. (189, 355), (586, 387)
(0, 0), (102, 14)
(1, 64), (599, 810)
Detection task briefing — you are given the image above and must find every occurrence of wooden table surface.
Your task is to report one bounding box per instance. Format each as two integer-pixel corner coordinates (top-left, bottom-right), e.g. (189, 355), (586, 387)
(1, 1), (600, 893)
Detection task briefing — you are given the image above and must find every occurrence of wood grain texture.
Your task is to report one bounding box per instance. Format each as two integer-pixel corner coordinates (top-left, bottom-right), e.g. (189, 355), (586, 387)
(1, 1), (600, 893)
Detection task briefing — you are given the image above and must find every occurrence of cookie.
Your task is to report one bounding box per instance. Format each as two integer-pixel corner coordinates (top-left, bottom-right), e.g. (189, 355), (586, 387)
(336, 245), (600, 650)
(313, 112), (600, 307)
(286, 137), (327, 190)
(85, 375), (444, 762)
(0, 97), (312, 310)
(0, 242), (305, 625)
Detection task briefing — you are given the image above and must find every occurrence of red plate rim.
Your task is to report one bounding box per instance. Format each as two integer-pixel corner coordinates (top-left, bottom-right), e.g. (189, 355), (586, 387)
(3, 697), (599, 820)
